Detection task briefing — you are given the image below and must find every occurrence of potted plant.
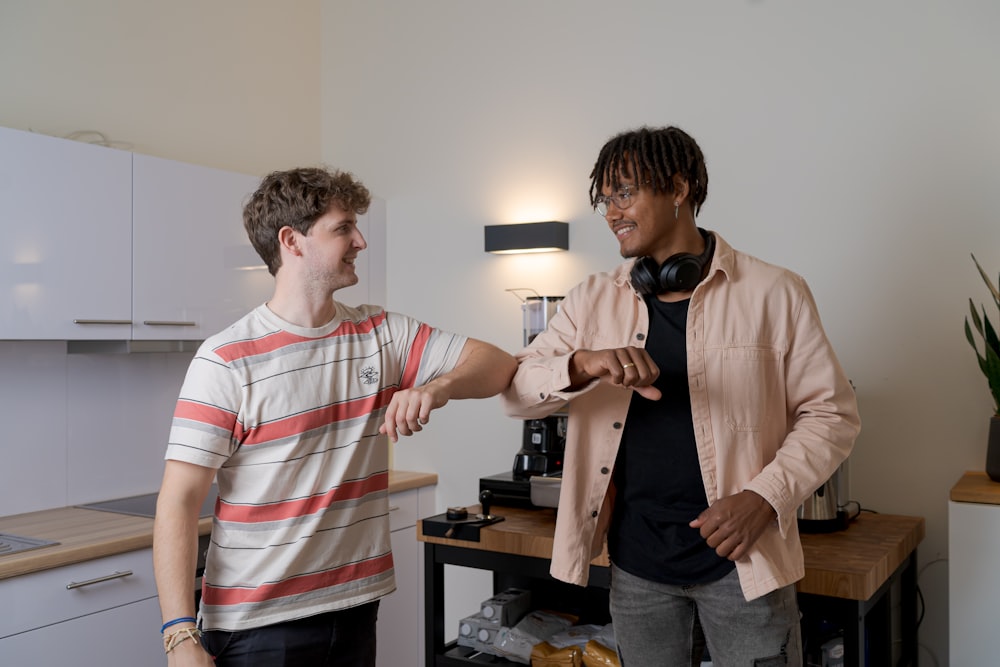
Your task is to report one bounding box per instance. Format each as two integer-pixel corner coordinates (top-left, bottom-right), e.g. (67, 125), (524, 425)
(965, 254), (1000, 480)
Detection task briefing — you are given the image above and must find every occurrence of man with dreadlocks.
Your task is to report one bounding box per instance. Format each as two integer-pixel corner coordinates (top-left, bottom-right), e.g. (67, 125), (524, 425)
(502, 126), (859, 666)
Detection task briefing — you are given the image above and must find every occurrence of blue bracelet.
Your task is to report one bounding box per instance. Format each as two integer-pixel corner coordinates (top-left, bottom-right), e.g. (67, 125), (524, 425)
(161, 617), (197, 634)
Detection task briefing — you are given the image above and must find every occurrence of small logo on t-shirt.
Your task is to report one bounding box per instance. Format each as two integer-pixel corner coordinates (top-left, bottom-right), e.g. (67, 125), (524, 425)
(359, 366), (379, 385)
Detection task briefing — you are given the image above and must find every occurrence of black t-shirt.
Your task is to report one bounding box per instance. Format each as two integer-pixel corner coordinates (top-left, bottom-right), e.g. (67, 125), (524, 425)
(607, 295), (735, 585)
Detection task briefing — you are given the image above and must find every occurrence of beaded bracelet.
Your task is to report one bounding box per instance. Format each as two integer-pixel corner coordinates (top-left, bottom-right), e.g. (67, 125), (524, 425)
(163, 626), (202, 654)
(161, 616), (197, 634)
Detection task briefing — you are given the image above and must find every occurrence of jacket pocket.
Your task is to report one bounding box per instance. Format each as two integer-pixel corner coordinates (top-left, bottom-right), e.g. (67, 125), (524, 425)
(722, 346), (782, 432)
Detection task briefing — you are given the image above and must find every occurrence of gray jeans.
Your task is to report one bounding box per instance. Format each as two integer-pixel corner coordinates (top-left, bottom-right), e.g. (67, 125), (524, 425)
(609, 564), (802, 667)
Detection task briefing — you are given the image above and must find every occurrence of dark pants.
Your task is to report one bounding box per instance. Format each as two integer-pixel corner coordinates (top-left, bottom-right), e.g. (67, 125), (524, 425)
(202, 601), (379, 667)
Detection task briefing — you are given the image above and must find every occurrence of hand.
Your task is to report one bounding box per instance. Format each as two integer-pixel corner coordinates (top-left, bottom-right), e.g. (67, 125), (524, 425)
(689, 490), (776, 561)
(569, 347), (661, 400)
(378, 381), (450, 443)
(165, 628), (215, 666)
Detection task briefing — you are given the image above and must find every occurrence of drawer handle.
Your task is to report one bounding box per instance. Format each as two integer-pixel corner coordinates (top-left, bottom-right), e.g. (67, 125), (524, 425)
(389, 506), (400, 512)
(66, 569), (134, 590)
(73, 319), (133, 325)
(142, 320), (197, 327)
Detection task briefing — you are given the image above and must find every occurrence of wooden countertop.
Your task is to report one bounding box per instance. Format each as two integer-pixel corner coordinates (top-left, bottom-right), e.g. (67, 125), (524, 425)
(418, 505), (923, 602)
(418, 504), (609, 566)
(0, 470), (437, 581)
(950, 471), (1000, 504)
(797, 512), (923, 600)
(386, 470), (439, 494)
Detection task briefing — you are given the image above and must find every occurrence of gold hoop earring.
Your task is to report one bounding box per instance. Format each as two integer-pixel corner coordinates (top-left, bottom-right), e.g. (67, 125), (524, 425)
(674, 203), (679, 220)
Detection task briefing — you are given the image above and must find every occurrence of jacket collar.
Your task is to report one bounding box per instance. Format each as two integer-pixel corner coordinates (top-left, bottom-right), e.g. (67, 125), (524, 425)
(611, 229), (736, 294)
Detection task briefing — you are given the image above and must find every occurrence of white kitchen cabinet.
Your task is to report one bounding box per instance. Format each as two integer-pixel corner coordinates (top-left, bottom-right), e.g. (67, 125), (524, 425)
(949, 472), (1000, 666)
(0, 125), (272, 342)
(0, 595), (165, 665)
(132, 154), (271, 340)
(377, 484), (434, 667)
(0, 547), (164, 665)
(0, 125), (388, 342)
(0, 126), (132, 340)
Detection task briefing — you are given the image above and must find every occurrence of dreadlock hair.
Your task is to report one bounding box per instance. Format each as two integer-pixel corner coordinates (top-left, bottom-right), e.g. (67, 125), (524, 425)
(589, 126), (709, 216)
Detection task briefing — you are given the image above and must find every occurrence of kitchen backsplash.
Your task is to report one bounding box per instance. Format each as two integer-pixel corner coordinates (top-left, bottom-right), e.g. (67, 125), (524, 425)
(0, 340), (192, 516)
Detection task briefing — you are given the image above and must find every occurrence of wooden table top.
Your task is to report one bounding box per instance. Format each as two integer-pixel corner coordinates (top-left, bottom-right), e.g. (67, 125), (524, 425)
(419, 505), (924, 602)
(950, 471), (1000, 505)
(797, 512), (923, 600)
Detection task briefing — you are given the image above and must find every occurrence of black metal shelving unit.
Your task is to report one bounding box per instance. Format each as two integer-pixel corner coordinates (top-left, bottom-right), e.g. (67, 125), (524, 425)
(423, 543), (610, 667)
(421, 518), (919, 667)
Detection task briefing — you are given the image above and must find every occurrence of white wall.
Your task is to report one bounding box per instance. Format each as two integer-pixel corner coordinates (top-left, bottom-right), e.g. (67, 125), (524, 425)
(0, 0), (322, 175)
(321, 1), (1000, 663)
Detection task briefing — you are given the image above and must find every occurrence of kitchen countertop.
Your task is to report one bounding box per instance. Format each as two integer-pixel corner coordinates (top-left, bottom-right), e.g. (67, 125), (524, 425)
(950, 470), (1000, 504)
(0, 470), (437, 581)
(418, 504), (924, 601)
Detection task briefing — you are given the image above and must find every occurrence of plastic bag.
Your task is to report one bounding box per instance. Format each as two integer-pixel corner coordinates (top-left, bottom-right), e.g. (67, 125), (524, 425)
(548, 624), (603, 650)
(492, 610), (578, 664)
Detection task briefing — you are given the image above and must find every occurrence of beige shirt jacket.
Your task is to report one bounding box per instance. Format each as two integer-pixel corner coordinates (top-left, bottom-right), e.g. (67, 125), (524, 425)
(501, 232), (861, 601)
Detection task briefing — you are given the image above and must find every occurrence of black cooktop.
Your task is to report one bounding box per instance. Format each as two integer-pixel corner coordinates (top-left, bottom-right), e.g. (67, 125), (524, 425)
(78, 484), (218, 519)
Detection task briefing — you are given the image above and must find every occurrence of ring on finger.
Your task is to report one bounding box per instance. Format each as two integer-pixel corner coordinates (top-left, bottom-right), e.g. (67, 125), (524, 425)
(622, 362), (636, 370)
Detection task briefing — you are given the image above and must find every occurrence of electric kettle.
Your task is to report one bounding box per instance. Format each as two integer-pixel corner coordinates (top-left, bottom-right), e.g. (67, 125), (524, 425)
(797, 461), (852, 533)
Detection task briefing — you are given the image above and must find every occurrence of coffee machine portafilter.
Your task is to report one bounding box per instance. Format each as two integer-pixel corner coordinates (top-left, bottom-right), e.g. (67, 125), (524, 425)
(512, 414), (566, 480)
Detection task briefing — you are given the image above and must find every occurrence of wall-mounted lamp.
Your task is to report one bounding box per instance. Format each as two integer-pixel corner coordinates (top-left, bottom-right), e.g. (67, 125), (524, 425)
(484, 221), (569, 255)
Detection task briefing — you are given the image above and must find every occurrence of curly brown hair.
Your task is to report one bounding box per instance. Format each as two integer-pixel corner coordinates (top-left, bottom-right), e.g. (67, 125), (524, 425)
(243, 166), (371, 276)
(589, 126), (708, 216)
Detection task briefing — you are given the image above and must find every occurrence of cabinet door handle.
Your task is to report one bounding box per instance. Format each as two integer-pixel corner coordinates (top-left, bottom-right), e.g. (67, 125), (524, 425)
(142, 320), (197, 327)
(389, 506), (400, 512)
(66, 569), (134, 589)
(73, 319), (133, 325)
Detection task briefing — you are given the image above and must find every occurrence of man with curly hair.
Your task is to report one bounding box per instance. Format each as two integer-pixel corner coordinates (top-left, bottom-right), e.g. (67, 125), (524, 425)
(153, 166), (516, 666)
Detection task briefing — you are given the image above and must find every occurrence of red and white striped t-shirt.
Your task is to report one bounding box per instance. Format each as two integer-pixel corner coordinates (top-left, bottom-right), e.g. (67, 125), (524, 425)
(165, 302), (467, 632)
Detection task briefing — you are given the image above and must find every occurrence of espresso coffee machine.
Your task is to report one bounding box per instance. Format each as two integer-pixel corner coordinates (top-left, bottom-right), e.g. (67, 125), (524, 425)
(513, 294), (566, 480)
(480, 293), (567, 507)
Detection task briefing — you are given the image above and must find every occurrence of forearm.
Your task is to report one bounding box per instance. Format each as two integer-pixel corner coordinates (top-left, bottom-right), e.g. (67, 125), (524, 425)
(152, 463), (222, 664)
(428, 339), (516, 400)
(153, 461), (216, 624)
(153, 510), (200, 623)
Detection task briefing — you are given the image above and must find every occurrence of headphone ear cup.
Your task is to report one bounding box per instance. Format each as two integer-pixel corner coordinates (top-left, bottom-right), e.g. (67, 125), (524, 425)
(630, 230), (715, 295)
(630, 257), (660, 295)
(660, 254), (703, 292)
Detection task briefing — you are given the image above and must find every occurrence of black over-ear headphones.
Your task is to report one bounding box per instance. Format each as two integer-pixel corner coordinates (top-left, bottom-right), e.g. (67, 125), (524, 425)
(630, 229), (716, 295)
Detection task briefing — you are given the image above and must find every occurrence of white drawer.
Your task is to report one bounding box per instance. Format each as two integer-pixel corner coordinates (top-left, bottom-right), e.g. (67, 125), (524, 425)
(388, 488), (418, 532)
(0, 547), (157, 639)
(0, 595), (165, 665)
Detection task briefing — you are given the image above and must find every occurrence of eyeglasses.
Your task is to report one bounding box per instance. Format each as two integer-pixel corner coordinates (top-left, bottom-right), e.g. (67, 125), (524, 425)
(594, 184), (641, 216)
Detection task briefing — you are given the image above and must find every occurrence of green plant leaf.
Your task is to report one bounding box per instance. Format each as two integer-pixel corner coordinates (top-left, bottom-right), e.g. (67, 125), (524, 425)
(984, 342), (1000, 413)
(969, 298), (985, 337)
(984, 307), (1000, 357)
(973, 254), (1000, 309)
(968, 256), (1000, 415)
(966, 318), (979, 350)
